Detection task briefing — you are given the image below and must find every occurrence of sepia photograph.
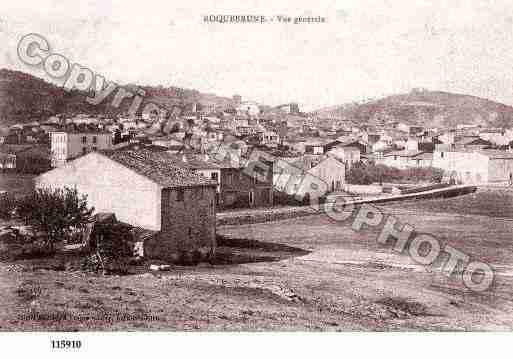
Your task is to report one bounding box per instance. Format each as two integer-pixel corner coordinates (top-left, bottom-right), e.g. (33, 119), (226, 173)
(0, 0), (512, 356)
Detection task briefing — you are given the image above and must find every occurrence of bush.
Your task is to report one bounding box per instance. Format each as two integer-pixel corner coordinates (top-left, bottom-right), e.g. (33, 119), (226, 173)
(85, 222), (133, 274)
(273, 191), (307, 207)
(17, 187), (94, 253)
(0, 193), (17, 220)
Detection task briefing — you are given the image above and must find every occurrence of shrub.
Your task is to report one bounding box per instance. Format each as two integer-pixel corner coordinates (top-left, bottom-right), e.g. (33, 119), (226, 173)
(273, 191), (306, 207)
(0, 193), (17, 220)
(85, 222), (133, 274)
(17, 187), (94, 253)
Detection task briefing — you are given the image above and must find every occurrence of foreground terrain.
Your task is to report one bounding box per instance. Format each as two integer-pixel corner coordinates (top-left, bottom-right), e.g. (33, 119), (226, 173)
(1, 189), (513, 330)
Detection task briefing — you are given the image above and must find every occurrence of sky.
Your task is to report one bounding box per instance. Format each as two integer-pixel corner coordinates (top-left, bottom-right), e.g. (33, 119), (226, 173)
(2, 0), (513, 111)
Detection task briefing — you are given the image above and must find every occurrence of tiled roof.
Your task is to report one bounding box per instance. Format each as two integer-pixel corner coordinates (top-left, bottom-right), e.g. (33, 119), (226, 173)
(455, 136), (489, 145)
(167, 153), (240, 169)
(164, 153), (221, 170)
(100, 150), (218, 189)
(50, 129), (111, 135)
(0, 144), (50, 155)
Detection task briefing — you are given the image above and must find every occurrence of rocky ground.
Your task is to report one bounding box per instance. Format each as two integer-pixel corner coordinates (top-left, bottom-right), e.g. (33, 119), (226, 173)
(1, 189), (513, 330)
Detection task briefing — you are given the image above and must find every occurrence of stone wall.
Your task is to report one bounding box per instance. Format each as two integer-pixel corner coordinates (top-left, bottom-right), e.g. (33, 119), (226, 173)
(145, 186), (217, 261)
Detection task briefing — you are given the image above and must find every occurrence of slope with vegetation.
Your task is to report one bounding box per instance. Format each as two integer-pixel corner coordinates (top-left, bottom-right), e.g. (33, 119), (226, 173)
(313, 89), (513, 128)
(0, 69), (234, 126)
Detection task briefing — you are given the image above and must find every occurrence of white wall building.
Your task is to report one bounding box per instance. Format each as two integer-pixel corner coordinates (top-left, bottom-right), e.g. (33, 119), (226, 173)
(432, 149), (513, 184)
(50, 131), (113, 167)
(236, 101), (260, 117)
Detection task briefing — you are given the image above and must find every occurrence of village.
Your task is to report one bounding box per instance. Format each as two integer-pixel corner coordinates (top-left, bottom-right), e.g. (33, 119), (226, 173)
(3, 84), (513, 330)
(4, 92), (513, 185)
(6, 3), (513, 359)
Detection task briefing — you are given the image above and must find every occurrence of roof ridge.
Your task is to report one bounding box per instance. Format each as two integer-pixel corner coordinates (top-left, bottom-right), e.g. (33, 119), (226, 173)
(100, 149), (217, 188)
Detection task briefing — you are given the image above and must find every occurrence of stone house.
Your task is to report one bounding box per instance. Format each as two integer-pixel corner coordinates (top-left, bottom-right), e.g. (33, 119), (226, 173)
(35, 150), (217, 261)
(165, 153), (222, 197)
(219, 166), (273, 208)
(288, 139), (326, 155)
(372, 139), (391, 153)
(276, 156), (345, 194)
(377, 150), (433, 169)
(150, 152), (274, 209)
(307, 156), (346, 192)
(326, 146), (361, 169)
(478, 129), (509, 146)
(432, 149), (513, 184)
(0, 152), (16, 170)
(50, 130), (113, 167)
(324, 138), (368, 155)
(257, 130), (280, 146)
(304, 142), (325, 155)
(0, 144), (51, 173)
(453, 136), (492, 151)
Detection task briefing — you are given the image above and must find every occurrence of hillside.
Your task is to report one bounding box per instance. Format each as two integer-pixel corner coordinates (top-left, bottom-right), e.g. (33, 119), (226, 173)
(313, 89), (513, 128)
(0, 69), (234, 125)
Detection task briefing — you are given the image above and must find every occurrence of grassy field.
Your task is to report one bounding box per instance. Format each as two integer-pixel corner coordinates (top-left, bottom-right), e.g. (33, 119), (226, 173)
(383, 188), (513, 219)
(1, 189), (513, 331)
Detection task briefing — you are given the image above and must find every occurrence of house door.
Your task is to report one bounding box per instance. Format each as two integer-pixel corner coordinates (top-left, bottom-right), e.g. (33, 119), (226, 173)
(249, 190), (254, 206)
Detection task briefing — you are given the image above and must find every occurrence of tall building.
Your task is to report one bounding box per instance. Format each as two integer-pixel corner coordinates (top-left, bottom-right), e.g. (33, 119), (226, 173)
(50, 131), (113, 167)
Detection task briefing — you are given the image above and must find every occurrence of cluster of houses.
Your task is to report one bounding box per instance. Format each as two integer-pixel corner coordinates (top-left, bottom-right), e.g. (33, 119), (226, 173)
(5, 95), (513, 187)
(281, 123), (513, 186)
(4, 95), (513, 261)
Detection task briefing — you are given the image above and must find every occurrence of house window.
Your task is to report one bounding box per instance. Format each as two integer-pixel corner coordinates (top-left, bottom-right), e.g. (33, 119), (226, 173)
(82, 147), (87, 155)
(394, 156), (397, 160)
(249, 191), (254, 206)
(441, 152), (444, 158)
(226, 173), (232, 185)
(82, 136), (87, 144)
(92, 136), (97, 144)
(92, 147), (98, 152)
(211, 172), (218, 182)
(177, 189), (184, 201)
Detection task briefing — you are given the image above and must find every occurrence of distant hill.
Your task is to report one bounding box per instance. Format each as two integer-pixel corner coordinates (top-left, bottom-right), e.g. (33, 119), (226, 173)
(312, 89), (513, 128)
(0, 69), (234, 126)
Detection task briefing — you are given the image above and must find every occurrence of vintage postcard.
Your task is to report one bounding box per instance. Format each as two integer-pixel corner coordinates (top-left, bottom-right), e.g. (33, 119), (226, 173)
(0, 0), (512, 356)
